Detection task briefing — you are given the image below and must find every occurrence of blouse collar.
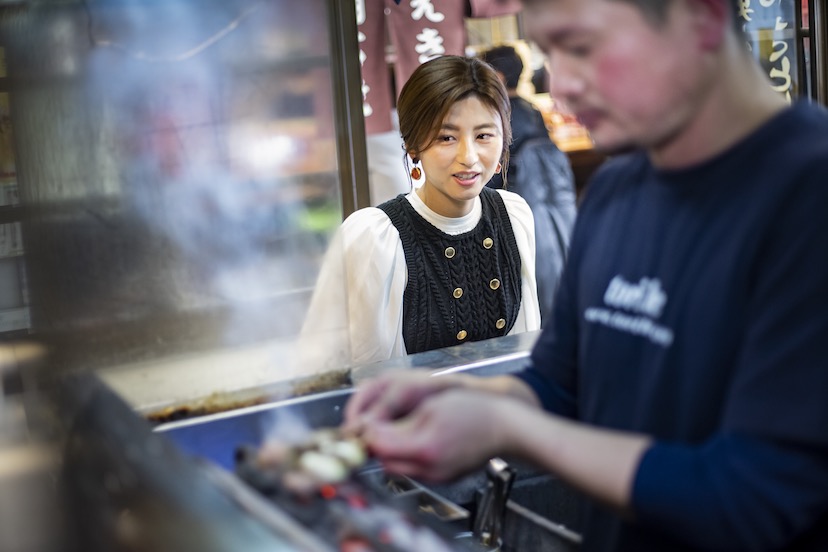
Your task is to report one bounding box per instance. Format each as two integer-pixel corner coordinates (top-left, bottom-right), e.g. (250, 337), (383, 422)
(406, 190), (483, 236)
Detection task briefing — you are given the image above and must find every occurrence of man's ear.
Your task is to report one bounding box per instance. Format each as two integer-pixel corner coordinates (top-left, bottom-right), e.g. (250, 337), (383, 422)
(688, 0), (731, 50)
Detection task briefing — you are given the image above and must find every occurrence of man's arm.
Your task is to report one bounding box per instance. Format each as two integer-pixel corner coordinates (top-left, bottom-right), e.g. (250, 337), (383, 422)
(499, 399), (651, 515)
(362, 385), (651, 514)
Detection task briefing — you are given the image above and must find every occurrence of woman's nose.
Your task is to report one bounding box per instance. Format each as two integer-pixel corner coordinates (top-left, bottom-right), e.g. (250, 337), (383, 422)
(457, 137), (479, 166)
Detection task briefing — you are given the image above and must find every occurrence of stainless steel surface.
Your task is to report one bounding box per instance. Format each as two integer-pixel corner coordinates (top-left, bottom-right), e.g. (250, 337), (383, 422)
(351, 330), (540, 384)
(46, 335), (584, 551)
(200, 461), (333, 552)
(58, 373), (318, 552)
(503, 499), (582, 552)
(148, 330), (585, 551)
(0, 342), (60, 552)
(473, 458), (515, 549)
(501, 474), (583, 551)
(154, 331), (540, 470)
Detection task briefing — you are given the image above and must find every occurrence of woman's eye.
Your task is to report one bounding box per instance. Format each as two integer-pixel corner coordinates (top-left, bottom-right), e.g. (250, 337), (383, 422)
(438, 135), (455, 142)
(477, 133), (494, 140)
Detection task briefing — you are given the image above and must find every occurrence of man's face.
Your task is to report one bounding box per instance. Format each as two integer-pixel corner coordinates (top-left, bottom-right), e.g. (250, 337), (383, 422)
(525, 0), (711, 155)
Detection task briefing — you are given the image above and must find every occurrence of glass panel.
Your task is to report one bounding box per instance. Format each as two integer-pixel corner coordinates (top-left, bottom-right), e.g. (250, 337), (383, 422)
(0, 60), (31, 333)
(1, 0), (344, 372)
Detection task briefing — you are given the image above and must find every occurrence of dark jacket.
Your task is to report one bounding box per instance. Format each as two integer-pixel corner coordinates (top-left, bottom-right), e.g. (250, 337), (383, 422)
(489, 96), (577, 323)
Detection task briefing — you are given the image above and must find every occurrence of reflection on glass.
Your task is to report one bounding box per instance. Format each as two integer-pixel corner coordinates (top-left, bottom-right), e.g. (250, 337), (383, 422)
(1, 0), (345, 378)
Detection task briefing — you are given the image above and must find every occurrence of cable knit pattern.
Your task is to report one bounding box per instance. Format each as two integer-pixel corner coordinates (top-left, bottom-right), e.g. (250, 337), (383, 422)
(378, 187), (522, 354)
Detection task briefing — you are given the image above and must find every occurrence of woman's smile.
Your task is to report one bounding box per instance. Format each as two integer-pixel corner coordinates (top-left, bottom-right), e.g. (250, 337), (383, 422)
(453, 171), (481, 186)
(415, 95), (504, 218)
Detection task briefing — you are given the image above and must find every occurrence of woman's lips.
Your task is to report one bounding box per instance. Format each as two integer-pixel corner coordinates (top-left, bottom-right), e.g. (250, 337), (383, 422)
(453, 172), (479, 186)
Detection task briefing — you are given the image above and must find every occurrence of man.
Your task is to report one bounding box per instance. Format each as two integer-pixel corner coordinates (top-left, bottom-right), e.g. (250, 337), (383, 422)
(344, 1), (828, 551)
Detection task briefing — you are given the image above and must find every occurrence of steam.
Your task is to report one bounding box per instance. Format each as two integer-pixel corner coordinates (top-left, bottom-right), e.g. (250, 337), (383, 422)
(80, 0), (338, 349)
(260, 405), (312, 445)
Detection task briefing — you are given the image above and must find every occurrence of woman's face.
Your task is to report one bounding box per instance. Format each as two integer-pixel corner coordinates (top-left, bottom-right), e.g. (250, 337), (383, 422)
(416, 96), (504, 218)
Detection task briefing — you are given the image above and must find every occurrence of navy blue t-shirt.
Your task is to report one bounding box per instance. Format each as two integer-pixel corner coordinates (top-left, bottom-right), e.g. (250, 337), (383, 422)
(516, 101), (828, 551)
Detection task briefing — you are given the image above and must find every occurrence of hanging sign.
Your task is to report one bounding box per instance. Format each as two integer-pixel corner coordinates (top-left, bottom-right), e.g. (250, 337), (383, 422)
(739, 0), (798, 101)
(357, 0), (521, 134)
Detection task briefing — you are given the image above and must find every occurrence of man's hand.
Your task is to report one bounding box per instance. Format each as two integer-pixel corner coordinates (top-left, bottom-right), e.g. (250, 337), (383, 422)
(359, 388), (524, 482)
(343, 370), (541, 435)
(342, 370), (469, 434)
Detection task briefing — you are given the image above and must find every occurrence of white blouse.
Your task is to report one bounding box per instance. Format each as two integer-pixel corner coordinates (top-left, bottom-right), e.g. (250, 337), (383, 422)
(298, 189), (540, 373)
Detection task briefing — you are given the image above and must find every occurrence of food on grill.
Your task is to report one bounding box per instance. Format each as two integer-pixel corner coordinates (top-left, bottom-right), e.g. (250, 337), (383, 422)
(234, 429), (464, 552)
(297, 450), (348, 483)
(246, 428), (368, 492)
(320, 436), (367, 468)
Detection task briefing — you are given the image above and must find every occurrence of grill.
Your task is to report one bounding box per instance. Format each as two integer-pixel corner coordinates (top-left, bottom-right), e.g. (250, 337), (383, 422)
(234, 444), (474, 552)
(58, 334), (584, 552)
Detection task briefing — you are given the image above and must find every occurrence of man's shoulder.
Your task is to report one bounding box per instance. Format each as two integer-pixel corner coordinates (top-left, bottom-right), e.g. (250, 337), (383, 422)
(783, 102), (828, 163)
(759, 101), (828, 160)
(738, 102), (828, 194)
(786, 99), (828, 130)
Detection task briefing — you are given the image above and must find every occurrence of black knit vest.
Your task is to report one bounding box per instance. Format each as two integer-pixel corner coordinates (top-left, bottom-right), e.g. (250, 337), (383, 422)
(378, 188), (523, 354)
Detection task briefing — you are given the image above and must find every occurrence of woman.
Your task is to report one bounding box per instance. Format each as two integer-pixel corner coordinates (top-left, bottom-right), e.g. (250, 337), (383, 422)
(301, 55), (540, 372)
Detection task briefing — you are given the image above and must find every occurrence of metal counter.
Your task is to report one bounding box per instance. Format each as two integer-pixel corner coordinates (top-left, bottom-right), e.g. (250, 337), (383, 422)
(154, 330), (540, 471)
(150, 330), (584, 551)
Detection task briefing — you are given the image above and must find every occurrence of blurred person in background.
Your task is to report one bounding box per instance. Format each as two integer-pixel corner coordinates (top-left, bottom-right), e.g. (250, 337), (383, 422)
(301, 55), (540, 372)
(480, 44), (577, 323)
(481, 44), (558, 189)
(344, 0), (828, 550)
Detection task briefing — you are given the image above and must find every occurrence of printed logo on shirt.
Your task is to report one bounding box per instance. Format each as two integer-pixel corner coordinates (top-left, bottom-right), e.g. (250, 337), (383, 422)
(584, 275), (674, 347)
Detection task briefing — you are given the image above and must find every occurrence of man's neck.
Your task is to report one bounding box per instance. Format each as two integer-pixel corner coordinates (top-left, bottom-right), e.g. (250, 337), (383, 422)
(649, 44), (789, 170)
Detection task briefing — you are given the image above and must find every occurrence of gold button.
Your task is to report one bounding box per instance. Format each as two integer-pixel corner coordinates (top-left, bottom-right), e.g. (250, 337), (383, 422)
(445, 247), (456, 259)
(457, 330), (468, 341)
(489, 278), (501, 290)
(453, 287), (463, 299)
(496, 318), (506, 329)
(483, 237), (494, 249)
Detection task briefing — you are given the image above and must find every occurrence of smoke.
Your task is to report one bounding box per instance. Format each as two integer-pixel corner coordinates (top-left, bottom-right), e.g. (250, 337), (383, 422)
(260, 404), (312, 445)
(78, 0), (338, 348)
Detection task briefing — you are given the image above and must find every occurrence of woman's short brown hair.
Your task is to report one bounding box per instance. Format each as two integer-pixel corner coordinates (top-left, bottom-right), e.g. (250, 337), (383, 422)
(397, 55), (512, 180)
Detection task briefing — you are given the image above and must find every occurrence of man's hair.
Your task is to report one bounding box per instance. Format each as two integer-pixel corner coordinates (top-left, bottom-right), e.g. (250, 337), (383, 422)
(523, 0), (740, 32)
(480, 45), (524, 90)
(616, 0), (739, 30)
